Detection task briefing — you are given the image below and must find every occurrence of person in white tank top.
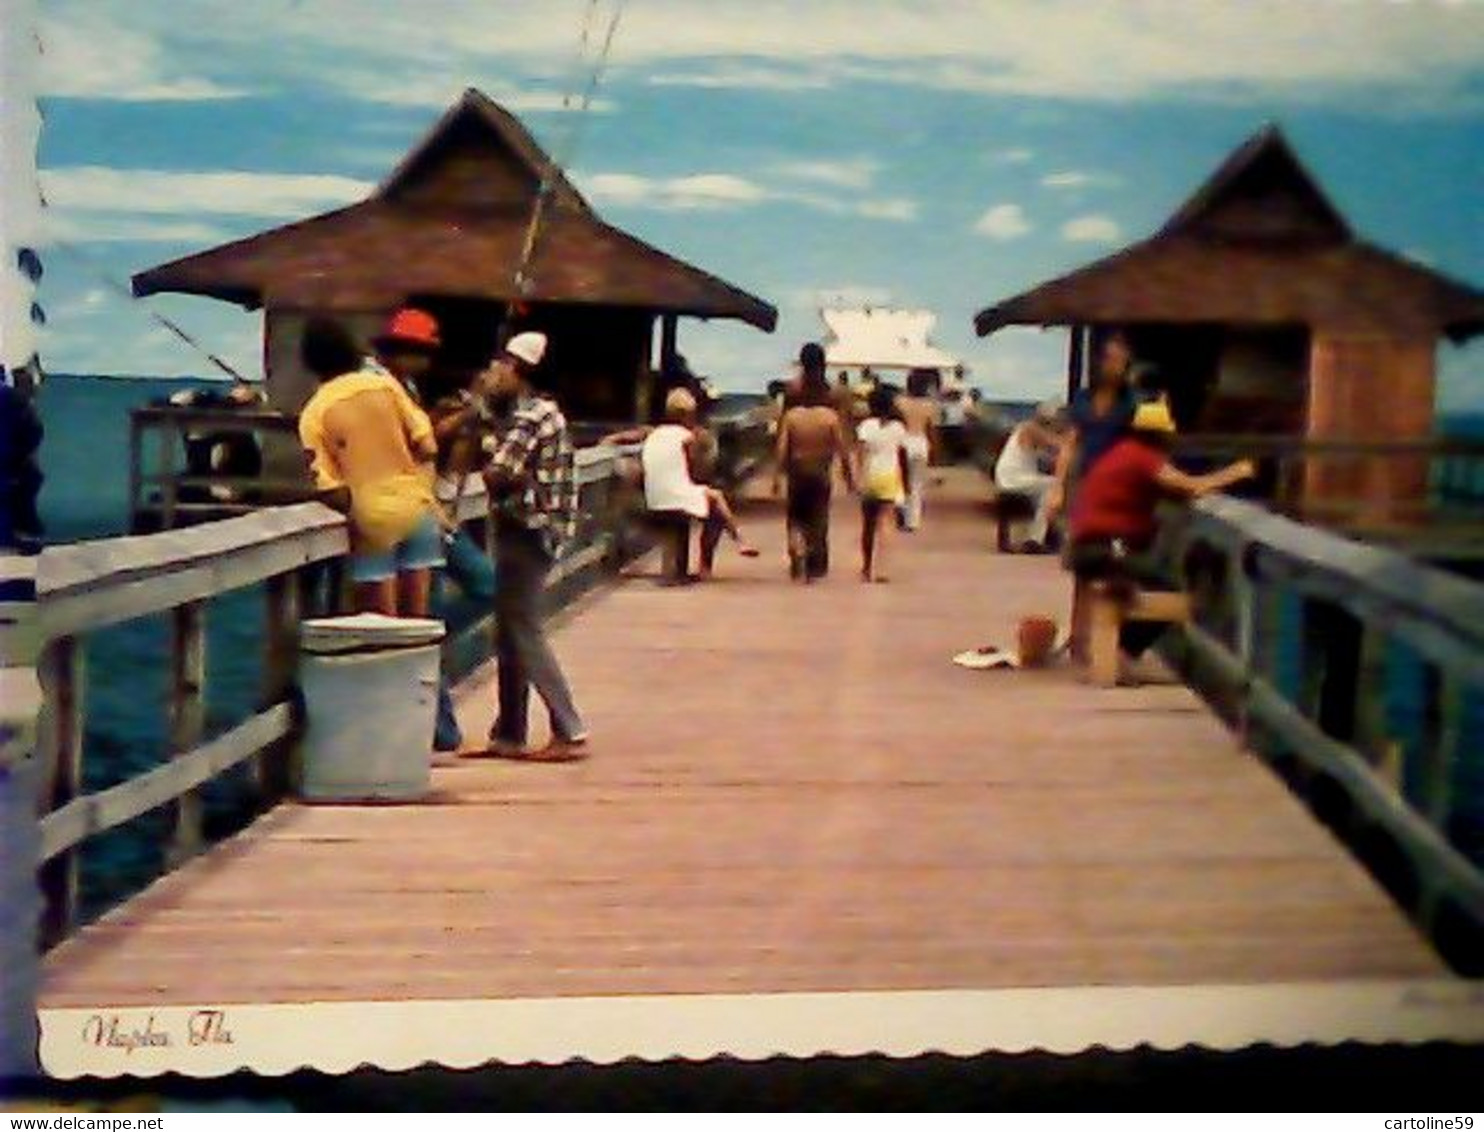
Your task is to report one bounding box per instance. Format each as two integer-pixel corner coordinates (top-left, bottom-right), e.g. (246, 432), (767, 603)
(600, 388), (760, 578)
(993, 400), (1065, 551)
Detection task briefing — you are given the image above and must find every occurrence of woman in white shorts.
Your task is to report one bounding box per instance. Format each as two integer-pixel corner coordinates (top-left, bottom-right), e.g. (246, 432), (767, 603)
(857, 386), (911, 582)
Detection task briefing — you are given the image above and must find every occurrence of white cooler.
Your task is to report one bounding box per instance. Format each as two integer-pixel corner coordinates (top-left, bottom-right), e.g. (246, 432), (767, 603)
(298, 613), (445, 802)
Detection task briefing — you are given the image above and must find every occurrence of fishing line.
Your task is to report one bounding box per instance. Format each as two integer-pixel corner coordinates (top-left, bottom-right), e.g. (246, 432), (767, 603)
(510, 0), (627, 305)
(46, 241), (253, 384)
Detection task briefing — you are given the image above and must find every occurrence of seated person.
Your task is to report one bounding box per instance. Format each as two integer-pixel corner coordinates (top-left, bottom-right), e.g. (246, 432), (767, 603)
(993, 400), (1065, 552)
(600, 388), (759, 578)
(1068, 397), (1254, 663)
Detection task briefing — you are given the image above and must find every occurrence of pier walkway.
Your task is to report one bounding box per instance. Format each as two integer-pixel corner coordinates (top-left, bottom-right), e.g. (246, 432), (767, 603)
(40, 469), (1442, 1010)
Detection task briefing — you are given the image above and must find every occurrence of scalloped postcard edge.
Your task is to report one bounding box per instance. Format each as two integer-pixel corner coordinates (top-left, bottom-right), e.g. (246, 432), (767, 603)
(39, 980), (1484, 1079)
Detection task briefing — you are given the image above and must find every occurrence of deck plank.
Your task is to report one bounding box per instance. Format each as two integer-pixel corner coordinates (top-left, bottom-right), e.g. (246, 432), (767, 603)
(41, 469), (1444, 1006)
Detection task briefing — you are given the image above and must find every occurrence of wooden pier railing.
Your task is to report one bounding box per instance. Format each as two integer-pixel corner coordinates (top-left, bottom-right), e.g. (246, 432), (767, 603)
(1172, 434), (1484, 556)
(963, 410), (1484, 560)
(26, 409), (773, 947)
(1164, 494), (1484, 973)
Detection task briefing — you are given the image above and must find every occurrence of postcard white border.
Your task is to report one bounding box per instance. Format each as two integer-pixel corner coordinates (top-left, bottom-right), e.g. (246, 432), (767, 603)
(39, 980), (1484, 1079)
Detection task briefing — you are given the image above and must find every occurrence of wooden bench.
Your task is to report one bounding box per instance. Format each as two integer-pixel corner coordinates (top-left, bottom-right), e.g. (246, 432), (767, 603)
(644, 509), (693, 583)
(1086, 582), (1192, 687)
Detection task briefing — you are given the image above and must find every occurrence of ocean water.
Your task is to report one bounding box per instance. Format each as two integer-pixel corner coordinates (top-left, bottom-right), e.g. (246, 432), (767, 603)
(31, 376), (1484, 920)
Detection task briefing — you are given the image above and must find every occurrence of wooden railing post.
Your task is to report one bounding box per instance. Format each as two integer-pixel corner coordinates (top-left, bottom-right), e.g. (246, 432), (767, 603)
(261, 572), (303, 797)
(166, 601), (206, 867)
(1, 551), (43, 1077)
(1353, 625), (1394, 782)
(37, 635), (85, 947)
(1418, 665), (1461, 832)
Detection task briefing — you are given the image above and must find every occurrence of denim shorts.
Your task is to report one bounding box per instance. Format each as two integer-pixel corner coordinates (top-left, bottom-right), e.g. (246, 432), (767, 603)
(350, 515), (446, 583)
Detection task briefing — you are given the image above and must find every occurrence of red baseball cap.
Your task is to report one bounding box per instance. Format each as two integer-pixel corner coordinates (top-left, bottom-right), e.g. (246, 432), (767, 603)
(376, 307), (441, 350)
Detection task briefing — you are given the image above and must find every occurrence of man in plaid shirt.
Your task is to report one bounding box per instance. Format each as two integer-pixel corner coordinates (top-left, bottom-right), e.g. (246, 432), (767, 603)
(477, 331), (588, 760)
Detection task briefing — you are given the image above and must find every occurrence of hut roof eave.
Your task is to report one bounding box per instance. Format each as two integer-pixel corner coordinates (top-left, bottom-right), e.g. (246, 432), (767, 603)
(973, 237), (1484, 343)
(132, 201), (776, 331)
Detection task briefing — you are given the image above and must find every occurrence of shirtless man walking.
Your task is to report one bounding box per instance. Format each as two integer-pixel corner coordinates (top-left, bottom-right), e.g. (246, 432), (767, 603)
(894, 368), (940, 532)
(773, 343), (856, 582)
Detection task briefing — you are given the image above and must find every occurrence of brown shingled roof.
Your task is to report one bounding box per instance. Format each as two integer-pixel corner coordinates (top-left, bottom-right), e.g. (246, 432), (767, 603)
(974, 125), (1484, 343)
(132, 89), (777, 331)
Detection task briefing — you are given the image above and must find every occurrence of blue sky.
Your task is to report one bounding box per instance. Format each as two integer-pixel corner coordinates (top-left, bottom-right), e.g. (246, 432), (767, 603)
(26, 0), (1484, 408)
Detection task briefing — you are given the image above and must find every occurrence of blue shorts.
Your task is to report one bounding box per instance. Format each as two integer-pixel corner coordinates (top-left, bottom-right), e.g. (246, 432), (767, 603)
(351, 515), (446, 584)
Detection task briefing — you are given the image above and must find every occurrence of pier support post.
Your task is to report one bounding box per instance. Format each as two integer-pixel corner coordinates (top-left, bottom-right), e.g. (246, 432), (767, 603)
(1, 551), (43, 1078)
(37, 635), (84, 946)
(1418, 665), (1461, 832)
(167, 601), (206, 867)
(262, 572), (303, 797)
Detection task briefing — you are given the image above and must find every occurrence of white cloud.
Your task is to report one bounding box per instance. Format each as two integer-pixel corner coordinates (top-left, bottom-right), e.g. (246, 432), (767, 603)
(776, 158), (879, 190)
(44, 0), (1484, 108)
(321, 70), (616, 112)
(581, 170), (916, 220)
(1061, 214), (1123, 243)
(38, 15), (244, 101)
(41, 212), (231, 245)
(44, 286), (116, 326)
(856, 198), (918, 222)
(988, 147), (1035, 164)
(40, 167), (374, 219)
(974, 203), (1032, 240)
(583, 171), (770, 210)
(1040, 170), (1121, 190)
(648, 64), (835, 91)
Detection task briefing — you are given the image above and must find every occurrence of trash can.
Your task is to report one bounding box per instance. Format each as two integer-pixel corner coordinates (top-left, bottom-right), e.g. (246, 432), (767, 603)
(298, 613), (445, 802)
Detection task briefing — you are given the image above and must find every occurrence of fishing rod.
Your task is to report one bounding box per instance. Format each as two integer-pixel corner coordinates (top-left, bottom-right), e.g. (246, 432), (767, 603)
(509, 0), (627, 313)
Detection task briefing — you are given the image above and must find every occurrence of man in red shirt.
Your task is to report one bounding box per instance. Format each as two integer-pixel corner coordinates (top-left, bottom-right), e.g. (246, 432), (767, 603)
(1069, 398), (1254, 658)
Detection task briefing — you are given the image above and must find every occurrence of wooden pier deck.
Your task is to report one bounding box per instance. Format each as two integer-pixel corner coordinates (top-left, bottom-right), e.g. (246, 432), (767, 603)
(41, 469), (1444, 1009)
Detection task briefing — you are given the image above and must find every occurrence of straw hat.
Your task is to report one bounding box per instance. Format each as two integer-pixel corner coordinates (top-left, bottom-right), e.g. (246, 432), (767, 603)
(1131, 397), (1177, 434)
(664, 387), (698, 416)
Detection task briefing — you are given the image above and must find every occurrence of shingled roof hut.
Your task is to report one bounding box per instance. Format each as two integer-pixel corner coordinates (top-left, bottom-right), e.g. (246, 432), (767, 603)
(973, 125), (1484, 517)
(133, 88), (776, 421)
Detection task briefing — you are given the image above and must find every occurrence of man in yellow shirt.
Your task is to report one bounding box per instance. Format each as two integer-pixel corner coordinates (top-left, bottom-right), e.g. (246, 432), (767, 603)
(297, 318), (441, 616)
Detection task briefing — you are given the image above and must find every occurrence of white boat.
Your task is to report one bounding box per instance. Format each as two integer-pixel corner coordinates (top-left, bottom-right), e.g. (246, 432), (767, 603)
(819, 307), (966, 396)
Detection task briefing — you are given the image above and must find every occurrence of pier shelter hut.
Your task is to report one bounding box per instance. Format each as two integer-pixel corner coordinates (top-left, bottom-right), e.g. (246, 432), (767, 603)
(972, 125), (1484, 520)
(131, 89), (775, 431)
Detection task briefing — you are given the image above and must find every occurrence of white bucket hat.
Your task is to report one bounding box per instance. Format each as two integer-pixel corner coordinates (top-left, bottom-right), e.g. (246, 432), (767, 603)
(504, 331), (547, 367)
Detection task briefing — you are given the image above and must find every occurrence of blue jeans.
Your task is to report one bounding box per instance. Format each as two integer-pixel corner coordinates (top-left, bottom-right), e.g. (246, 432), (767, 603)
(433, 528), (499, 751)
(435, 680), (463, 752)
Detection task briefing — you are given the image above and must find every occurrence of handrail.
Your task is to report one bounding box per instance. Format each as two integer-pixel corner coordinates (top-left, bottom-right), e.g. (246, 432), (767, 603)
(1187, 495), (1484, 683)
(1165, 494), (1484, 973)
(1175, 434), (1484, 458)
(40, 503), (349, 640)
